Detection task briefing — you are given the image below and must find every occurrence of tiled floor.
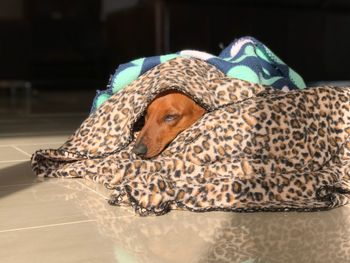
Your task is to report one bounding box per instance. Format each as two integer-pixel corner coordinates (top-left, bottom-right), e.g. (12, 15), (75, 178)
(1, 90), (350, 263)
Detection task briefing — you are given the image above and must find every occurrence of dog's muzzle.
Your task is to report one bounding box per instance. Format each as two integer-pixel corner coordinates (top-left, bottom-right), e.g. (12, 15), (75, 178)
(133, 142), (148, 156)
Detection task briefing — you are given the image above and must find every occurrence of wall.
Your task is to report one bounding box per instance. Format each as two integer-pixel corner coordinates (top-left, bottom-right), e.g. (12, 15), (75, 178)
(0, 0), (23, 20)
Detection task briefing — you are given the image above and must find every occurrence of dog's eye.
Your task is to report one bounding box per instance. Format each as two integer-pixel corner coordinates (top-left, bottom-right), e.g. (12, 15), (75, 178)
(164, 114), (179, 122)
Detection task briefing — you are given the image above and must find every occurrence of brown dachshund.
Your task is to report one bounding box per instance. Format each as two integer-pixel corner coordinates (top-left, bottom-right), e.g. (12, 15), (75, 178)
(133, 91), (206, 158)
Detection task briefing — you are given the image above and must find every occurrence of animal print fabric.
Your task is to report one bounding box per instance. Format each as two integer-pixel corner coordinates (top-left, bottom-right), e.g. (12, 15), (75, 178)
(31, 57), (350, 216)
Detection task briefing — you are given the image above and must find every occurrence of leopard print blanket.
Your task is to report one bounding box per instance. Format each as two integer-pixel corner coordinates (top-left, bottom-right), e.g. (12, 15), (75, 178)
(31, 57), (350, 216)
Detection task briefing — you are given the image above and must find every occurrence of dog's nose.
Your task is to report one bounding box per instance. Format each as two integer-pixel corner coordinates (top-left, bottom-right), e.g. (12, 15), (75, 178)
(133, 142), (148, 156)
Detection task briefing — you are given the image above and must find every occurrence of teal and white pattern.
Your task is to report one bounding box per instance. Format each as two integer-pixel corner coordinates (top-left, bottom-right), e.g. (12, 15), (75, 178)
(90, 36), (306, 113)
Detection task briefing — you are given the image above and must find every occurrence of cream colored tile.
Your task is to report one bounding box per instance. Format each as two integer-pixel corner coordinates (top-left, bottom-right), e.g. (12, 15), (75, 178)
(0, 160), (108, 196)
(0, 146), (29, 161)
(0, 179), (134, 232)
(0, 182), (89, 231)
(1, 170), (350, 263)
(92, 211), (223, 263)
(0, 221), (118, 263)
(0, 134), (69, 147)
(75, 178), (113, 199)
(0, 161), (40, 186)
(0, 115), (85, 137)
(80, 207), (350, 263)
(15, 143), (62, 156)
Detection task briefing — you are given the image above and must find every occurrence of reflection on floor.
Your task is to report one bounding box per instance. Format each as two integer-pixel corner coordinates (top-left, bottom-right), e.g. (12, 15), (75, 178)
(1, 90), (350, 263)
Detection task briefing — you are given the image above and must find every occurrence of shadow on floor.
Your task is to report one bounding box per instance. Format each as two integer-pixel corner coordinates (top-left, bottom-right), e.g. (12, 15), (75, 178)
(0, 162), (44, 199)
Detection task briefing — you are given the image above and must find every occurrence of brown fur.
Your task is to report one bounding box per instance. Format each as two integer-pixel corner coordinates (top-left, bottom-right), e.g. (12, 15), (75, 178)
(133, 91), (206, 158)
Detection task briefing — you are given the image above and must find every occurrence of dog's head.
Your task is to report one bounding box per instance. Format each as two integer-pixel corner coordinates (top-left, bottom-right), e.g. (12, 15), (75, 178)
(133, 91), (206, 158)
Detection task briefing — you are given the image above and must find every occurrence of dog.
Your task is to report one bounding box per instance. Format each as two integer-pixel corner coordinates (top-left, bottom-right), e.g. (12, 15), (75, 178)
(133, 90), (206, 158)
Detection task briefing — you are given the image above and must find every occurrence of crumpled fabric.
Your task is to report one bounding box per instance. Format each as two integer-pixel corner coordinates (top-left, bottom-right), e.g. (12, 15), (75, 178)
(31, 57), (350, 216)
(90, 36), (306, 113)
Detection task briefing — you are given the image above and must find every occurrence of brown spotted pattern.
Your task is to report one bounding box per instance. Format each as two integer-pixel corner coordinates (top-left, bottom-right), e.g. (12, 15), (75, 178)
(31, 57), (350, 216)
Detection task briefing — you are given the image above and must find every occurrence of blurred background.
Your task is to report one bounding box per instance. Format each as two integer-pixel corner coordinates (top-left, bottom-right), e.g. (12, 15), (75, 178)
(1, 0), (350, 131)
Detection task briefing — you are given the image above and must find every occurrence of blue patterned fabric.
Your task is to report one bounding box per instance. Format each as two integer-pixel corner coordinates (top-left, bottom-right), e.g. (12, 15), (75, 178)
(90, 36), (306, 113)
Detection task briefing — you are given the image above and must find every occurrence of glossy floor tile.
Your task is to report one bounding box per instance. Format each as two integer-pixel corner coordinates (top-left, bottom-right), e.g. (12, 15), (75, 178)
(15, 143), (63, 156)
(0, 114), (87, 136)
(0, 178), (133, 231)
(0, 146), (29, 162)
(0, 134), (69, 146)
(0, 161), (40, 186)
(1, 90), (350, 263)
(0, 221), (118, 263)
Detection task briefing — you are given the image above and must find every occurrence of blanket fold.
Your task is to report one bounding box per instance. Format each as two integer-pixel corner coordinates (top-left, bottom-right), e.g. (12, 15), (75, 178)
(31, 55), (350, 216)
(90, 36), (306, 113)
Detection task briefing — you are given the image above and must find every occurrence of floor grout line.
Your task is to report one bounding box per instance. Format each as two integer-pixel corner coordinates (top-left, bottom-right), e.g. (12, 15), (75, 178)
(11, 145), (32, 157)
(0, 219), (97, 234)
(0, 141), (64, 147)
(0, 159), (29, 163)
(0, 182), (38, 188)
(75, 180), (109, 200)
(0, 131), (72, 137)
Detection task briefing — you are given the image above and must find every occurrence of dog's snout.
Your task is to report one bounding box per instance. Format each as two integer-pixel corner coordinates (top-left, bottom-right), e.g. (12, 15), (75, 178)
(133, 142), (148, 156)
